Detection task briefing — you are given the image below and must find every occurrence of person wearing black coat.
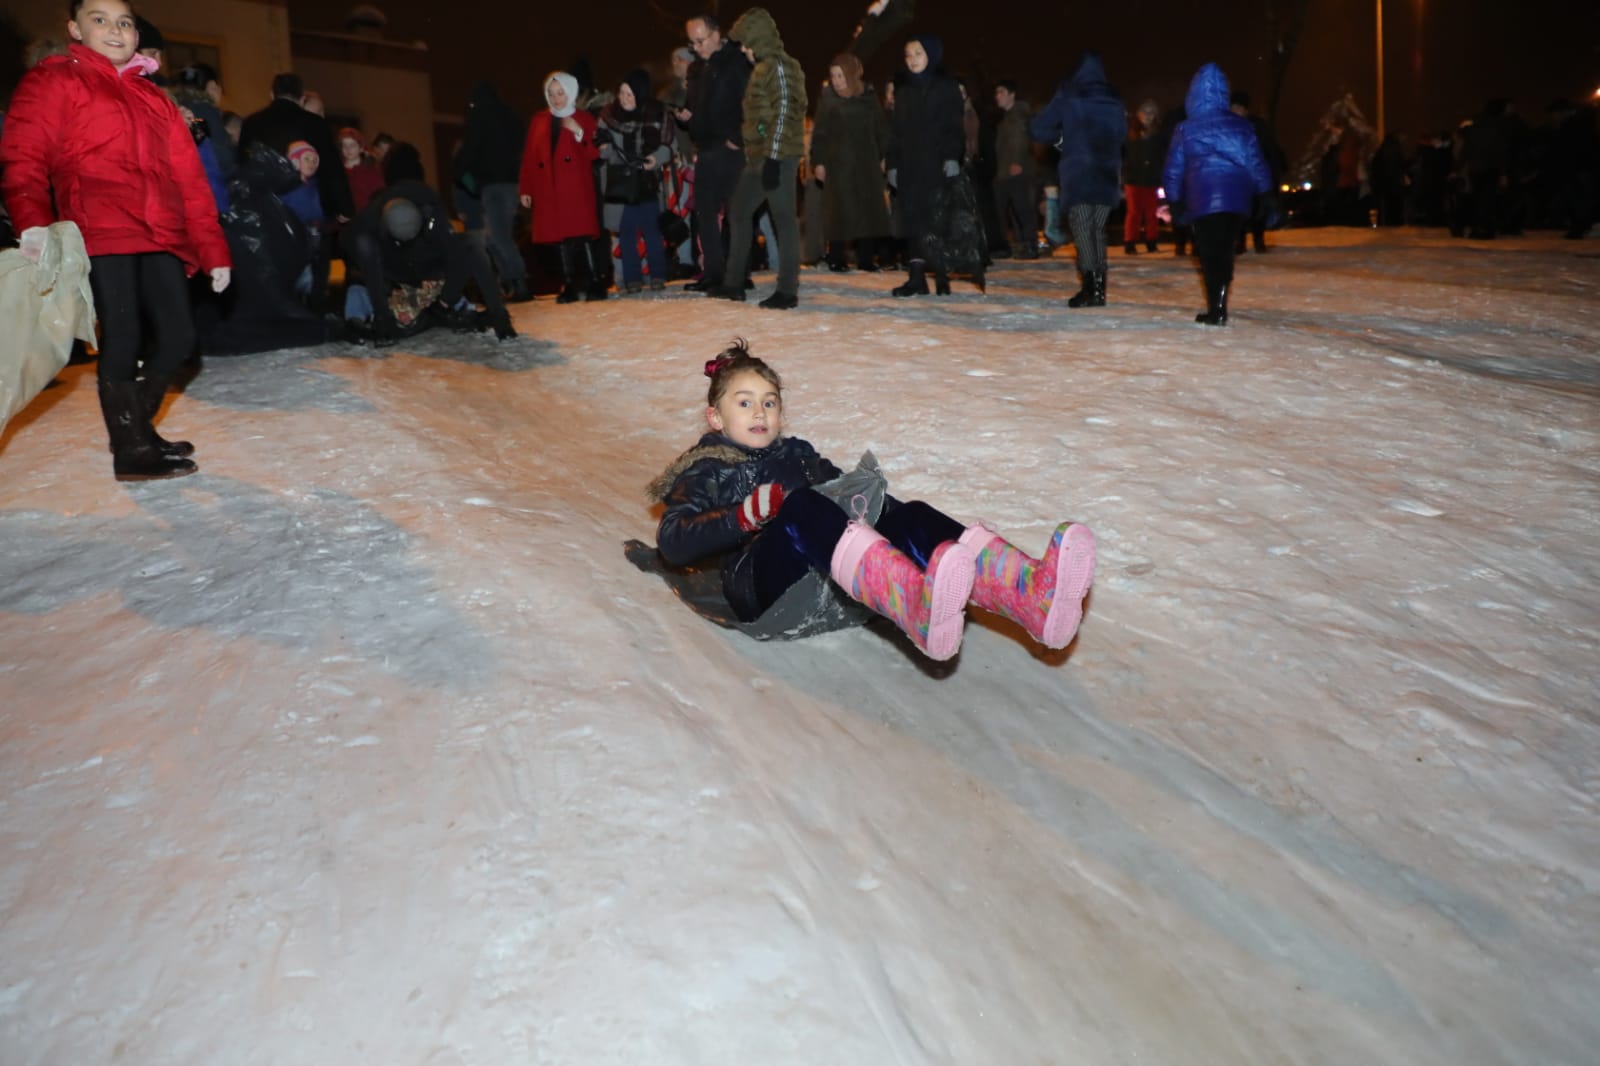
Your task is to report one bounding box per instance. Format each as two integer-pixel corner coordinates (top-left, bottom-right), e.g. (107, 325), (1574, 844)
(886, 35), (985, 295)
(341, 180), (514, 342)
(1031, 51), (1126, 307)
(239, 73), (355, 312)
(679, 15), (752, 291)
(1230, 91), (1286, 251)
(454, 80), (529, 301)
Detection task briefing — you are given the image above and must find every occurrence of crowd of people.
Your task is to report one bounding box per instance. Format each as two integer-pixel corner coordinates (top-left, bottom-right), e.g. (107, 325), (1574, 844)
(2, 0), (1597, 483)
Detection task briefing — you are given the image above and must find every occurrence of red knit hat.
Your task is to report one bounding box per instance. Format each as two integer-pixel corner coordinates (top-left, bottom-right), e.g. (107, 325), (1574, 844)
(287, 140), (318, 165)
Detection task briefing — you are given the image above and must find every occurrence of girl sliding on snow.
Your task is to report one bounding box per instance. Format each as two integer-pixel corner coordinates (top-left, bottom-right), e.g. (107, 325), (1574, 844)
(648, 342), (1098, 660)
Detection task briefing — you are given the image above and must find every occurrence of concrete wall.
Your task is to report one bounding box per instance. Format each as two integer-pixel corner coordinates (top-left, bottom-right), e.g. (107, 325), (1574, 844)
(5, 0), (292, 116)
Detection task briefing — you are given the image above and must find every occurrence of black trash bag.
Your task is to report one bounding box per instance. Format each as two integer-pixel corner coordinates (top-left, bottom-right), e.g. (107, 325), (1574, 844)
(196, 143), (333, 355)
(920, 170), (991, 278)
(625, 451), (887, 640)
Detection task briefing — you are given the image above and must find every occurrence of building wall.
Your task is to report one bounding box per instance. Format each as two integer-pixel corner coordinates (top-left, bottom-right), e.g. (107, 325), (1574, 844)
(5, 0), (292, 116)
(291, 55), (436, 186)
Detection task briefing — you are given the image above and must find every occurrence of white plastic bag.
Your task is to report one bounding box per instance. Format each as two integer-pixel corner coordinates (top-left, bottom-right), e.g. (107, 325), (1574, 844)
(0, 221), (97, 434)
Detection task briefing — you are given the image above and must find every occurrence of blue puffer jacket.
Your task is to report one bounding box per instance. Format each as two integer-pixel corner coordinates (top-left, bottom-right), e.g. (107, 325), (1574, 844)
(1029, 52), (1126, 207)
(1163, 64), (1273, 220)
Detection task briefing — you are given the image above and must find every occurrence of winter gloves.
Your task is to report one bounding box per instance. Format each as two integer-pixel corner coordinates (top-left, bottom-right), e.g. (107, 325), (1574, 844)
(762, 158), (782, 191)
(738, 483), (786, 531)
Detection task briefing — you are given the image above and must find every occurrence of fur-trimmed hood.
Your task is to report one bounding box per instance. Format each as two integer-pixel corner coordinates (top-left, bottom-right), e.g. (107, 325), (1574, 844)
(646, 437), (768, 502)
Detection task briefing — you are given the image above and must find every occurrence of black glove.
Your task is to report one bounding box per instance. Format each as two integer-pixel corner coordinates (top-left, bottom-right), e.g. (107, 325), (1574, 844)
(762, 158), (781, 191)
(1169, 200), (1188, 226)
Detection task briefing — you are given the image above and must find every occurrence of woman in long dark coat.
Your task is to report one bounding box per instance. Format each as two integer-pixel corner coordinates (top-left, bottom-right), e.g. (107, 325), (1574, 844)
(886, 34), (986, 295)
(1031, 50), (1126, 308)
(810, 53), (891, 271)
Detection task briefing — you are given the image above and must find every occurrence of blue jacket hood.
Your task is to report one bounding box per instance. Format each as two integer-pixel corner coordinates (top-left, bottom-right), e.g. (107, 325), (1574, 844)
(1186, 63), (1231, 118)
(1069, 51), (1110, 94)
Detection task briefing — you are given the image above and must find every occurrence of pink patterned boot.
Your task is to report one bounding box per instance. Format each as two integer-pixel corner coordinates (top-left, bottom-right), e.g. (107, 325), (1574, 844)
(958, 521), (1097, 649)
(830, 521), (977, 660)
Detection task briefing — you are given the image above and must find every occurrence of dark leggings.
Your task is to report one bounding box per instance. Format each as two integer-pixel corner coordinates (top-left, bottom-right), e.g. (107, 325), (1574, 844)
(1190, 212), (1243, 291)
(88, 252), (195, 385)
(751, 487), (964, 615)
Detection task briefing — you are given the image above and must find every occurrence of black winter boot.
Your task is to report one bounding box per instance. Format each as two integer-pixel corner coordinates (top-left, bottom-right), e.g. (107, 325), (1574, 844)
(892, 261), (929, 297)
(99, 380), (196, 481)
(1195, 277), (1229, 325)
(1089, 270), (1106, 307)
(1067, 271), (1094, 307)
(585, 239), (612, 301)
(556, 240), (583, 303)
(1123, 241), (1138, 255)
(1145, 240), (1158, 252)
(933, 270), (951, 296)
(134, 376), (194, 458)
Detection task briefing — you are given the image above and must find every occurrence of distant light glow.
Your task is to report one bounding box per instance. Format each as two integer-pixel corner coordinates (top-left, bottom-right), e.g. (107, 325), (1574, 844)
(1302, 181), (1312, 190)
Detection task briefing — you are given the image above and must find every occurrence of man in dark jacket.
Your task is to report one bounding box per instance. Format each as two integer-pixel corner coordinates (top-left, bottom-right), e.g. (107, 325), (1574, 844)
(1230, 91), (1285, 252)
(992, 80), (1037, 258)
(454, 80), (529, 301)
(678, 14), (751, 291)
(342, 180), (514, 342)
(240, 73), (355, 311)
(240, 73), (354, 223)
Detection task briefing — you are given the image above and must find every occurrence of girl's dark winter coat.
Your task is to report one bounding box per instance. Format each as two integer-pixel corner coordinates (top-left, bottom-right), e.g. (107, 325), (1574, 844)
(1030, 52), (1127, 207)
(1162, 64), (1273, 220)
(810, 89), (892, 240)
(651, 433), (843, 620)
(887, 67), (965, 242)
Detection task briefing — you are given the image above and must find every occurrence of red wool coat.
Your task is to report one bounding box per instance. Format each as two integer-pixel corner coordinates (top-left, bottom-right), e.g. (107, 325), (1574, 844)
(0, 44), (230, 274)
(518, 109), (600, 244)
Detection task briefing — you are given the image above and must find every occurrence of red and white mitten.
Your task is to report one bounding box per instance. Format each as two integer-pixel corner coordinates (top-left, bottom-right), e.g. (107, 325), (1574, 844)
(738, 483), (786, 531)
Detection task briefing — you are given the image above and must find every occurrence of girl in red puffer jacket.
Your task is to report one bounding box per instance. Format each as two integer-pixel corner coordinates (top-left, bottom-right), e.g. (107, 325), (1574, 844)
(0, 0), (232, 480)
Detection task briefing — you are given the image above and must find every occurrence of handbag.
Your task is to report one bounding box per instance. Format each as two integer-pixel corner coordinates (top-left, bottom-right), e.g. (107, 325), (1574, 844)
(604, 162), (659, 205)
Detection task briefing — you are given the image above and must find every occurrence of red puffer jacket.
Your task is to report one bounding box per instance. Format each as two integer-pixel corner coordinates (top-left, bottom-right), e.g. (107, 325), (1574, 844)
(518, 109), (600, 244)
(0, 44), (230, 274)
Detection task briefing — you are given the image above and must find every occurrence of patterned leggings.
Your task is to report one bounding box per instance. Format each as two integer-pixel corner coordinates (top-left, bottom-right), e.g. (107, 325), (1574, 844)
(1067, 204), (1111, 272)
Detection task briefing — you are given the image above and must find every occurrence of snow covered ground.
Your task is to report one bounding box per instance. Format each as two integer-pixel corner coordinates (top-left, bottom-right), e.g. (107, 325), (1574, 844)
(2, 228), (1597, 1066)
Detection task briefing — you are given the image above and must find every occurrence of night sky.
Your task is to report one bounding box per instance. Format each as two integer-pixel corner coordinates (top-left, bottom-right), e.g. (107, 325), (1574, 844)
(290, 0), (1598, 161)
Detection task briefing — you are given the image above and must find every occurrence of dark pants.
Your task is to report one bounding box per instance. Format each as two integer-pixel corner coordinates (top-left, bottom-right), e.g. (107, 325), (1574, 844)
(994, 174), (1038, 254)
(722, 157), (801, 296)
(693, 145), (744, 283)
(88, 252), (195, 385)
(1191, 212), (1243, 299)
(748, 489), (963, 617)
(481, 183), (527, 284)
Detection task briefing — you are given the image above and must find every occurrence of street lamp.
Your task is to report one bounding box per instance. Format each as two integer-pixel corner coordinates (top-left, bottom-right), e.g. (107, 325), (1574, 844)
(1375, 0), (1385, 140)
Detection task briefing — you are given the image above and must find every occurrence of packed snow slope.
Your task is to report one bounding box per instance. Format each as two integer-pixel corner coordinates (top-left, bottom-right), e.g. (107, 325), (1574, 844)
(2, 228), (1597, 1066)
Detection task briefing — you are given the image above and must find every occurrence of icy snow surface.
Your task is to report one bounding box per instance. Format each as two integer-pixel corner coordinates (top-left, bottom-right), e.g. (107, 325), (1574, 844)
(2, 229), (1598, 1066)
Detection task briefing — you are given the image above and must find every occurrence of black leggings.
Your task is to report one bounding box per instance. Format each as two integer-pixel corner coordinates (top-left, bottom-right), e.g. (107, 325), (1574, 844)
(1190, 212), (1243, 289)
(749, 488), (964, 616)
(88, 252), (195, 385)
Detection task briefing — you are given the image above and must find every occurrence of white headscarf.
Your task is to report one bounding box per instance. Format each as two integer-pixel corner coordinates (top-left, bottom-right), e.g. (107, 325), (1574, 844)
(545, 72), (579, 118)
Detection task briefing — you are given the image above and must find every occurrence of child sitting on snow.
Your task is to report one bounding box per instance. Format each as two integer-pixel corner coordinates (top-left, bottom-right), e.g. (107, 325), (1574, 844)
(650, 341), (1097, 660)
